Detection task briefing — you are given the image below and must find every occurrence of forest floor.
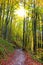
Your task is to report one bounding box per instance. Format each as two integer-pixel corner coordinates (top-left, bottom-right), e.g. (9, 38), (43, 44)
(1, 49), (43, 65)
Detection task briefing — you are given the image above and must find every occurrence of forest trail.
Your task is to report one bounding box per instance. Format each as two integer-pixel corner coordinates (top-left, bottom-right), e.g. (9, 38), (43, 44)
(1, 49), (43, 65)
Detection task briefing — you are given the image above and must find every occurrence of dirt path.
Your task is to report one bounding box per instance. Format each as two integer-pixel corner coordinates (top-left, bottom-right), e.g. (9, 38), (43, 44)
(1, 49), (43, 65)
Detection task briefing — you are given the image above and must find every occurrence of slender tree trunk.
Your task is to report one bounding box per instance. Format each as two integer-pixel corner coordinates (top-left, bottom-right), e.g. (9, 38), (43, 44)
(32, 0), (37, 52)
(4, 4), (9, 39)
(23, 17), (26, 49)
(0, 4), (2, 37)
(23, 0), (26, 49)
(33, 18), (37, 52)
(2, 1), (5, 38)
(42, 15), (43, 48)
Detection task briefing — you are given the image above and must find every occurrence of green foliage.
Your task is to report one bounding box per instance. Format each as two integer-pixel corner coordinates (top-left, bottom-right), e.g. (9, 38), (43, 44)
(0, 38), (14, 59)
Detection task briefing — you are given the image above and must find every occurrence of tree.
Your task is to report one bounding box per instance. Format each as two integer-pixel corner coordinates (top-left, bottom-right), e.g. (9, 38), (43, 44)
(23, 0), (26, 49)
(32, 0), (37, 52)
(0, 3), (2, 37)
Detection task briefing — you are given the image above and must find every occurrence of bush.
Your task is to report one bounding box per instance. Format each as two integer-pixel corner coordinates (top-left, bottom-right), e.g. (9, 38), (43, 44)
(0, 38), (14, 60)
